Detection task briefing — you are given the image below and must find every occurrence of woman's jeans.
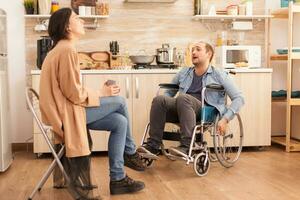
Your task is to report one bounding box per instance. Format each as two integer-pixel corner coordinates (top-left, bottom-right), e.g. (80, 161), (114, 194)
(86, 96), (136, 181)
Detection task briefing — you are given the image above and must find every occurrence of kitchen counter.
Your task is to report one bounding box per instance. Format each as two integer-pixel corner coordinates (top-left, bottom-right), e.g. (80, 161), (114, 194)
(31, 66), (272, 153)
(31, 67), (272, 75)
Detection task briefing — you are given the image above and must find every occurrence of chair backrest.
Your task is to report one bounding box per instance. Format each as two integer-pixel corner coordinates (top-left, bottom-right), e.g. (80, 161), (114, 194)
(25, 87), (52, 137)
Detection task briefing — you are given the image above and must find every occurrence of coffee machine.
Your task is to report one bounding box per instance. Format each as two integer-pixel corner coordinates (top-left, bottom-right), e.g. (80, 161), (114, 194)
(37, 36), (52, 69)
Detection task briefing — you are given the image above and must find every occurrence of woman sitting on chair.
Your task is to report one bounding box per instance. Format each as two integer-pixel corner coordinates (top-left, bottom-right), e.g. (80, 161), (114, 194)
(39, 8), (145, 198)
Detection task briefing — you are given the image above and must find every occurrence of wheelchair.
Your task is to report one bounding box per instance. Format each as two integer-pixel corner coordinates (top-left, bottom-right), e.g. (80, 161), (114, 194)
(139, 83), (244, 177)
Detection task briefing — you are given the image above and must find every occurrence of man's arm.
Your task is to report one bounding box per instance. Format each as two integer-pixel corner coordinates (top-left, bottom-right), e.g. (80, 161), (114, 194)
(219, 72), (245, 121)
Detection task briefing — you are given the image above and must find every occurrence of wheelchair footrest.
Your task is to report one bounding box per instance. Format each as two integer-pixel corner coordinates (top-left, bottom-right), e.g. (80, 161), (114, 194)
(162, 132), (181, 141)
(162, 131), (203, 142)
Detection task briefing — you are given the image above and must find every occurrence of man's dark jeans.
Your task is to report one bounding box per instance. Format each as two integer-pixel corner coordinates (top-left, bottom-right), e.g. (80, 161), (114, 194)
(147, 94), (202, 149)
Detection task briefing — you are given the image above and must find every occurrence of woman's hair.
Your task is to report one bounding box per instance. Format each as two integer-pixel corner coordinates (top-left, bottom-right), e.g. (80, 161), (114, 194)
(48, 8), (73, 48)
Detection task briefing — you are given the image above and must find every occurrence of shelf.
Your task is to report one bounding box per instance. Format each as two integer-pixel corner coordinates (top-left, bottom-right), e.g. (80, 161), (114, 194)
(291, 52), (300, 59)
(270, 52), (300, 60)
(192, 15), (273, 21)
(25, 14), (109, 30)
(24, 14), (109, 19)
(272, 136), (300, 151)
(289, 98), (300, 105)
(271, 8), (288, 18)
(271, 4), (300, 18)
(272, 98), (286, 103)
(270, 54), (287, 60)
(292, 4), (300, 13)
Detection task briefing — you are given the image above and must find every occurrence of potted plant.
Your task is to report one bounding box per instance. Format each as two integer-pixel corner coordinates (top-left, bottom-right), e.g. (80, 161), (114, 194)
(24, 0), (34, 14)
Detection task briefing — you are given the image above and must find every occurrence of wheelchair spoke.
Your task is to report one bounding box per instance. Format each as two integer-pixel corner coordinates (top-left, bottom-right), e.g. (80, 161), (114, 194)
(213, 114), (244, 168)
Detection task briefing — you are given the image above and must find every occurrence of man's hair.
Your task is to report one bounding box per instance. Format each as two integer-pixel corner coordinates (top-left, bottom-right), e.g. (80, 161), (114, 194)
(204, 42), (214, 63)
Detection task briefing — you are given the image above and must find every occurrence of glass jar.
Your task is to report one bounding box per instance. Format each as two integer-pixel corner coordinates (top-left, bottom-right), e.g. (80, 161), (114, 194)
(51, 0), (59, 14)
(96, 0), (110, 16)
(216, 31), (227, 47)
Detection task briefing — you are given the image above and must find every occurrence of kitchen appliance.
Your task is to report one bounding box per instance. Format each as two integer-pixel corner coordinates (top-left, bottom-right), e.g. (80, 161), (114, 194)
(0, 9), (12, 172)
(215, 45), (261, 68)
(37, 36), (52, 69)
(156, 43), (176, 64)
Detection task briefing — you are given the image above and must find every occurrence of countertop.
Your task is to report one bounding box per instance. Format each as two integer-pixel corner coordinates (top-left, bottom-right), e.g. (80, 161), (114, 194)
(31, 68), (273, 75)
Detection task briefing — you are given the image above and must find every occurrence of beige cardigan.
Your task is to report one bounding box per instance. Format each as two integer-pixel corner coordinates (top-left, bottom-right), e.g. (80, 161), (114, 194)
(39, 40), (100, 157)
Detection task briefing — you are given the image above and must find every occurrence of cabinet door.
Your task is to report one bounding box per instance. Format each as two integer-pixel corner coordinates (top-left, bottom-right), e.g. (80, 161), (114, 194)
(83, 74), (132, 151)
(232, 73), (271, 146)
(132, 73), (175, 145)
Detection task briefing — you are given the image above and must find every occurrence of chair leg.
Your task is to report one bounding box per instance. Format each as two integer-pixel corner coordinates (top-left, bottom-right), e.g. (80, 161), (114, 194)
(28, 146), (65, 200)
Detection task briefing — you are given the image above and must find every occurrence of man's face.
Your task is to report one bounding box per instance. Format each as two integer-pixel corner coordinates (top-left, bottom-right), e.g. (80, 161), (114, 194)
(191, 42), (211, 66)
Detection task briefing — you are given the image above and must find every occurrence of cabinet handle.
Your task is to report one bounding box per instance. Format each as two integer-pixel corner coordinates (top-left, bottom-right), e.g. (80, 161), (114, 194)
(135, 77), (139, 99)
(126, 77), (129, 99)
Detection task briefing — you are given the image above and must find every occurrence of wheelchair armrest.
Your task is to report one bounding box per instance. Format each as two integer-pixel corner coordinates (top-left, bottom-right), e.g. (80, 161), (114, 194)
(158, 83), (179, 90)
(205, 84), (224, 91)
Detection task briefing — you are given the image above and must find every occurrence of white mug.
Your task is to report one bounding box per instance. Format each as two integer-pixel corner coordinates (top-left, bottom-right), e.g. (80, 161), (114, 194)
(85, 6), (92, 16)
(78, 6), (86, 16)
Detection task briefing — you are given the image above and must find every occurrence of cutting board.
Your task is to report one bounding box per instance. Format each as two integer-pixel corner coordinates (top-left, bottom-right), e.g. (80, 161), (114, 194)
(78, 51), (112, 70)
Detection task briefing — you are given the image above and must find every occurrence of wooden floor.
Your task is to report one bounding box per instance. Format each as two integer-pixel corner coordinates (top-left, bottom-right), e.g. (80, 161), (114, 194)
(1, 146), (300, 200)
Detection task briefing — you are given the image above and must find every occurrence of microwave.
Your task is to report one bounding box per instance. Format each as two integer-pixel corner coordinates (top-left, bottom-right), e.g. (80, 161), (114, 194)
(215, 45), (261, 68)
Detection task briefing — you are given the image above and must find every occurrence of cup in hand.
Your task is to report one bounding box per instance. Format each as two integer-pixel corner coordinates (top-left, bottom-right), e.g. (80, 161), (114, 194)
(105, 79), (116, 86)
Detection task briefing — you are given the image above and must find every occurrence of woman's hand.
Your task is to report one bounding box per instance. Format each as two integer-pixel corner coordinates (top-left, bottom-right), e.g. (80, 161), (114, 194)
(101, 84), (120, 96)
(217, 118), (228, 136)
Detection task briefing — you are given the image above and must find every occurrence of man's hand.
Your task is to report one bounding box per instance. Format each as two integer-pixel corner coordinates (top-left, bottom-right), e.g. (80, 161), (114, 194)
(101, 84), (120, 96)
(217, 118), (228, 136)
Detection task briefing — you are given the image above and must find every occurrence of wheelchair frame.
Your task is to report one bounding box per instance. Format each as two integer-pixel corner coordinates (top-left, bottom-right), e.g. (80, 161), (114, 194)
(140, 83), (244, 176)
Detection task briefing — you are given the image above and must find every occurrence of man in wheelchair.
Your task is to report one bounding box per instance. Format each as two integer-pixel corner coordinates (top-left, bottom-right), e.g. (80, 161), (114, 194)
(137, 41), (245, 159)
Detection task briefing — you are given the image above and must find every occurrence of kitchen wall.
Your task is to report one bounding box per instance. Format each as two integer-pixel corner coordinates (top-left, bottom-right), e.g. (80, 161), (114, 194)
(19, 0), (268, 143)
(25, 0), (266, 69)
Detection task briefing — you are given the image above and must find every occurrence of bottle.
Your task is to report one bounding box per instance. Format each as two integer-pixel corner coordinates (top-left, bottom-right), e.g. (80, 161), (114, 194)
(194, 0), (202, 15)
(51, 0), (59, 14)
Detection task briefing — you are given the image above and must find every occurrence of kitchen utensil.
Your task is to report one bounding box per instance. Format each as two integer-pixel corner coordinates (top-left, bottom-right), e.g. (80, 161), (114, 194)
(277, 47), (300, 54)
(129, 50), (155, 65)
(79, 6), (86, 16)
(71, 0), (96, 14)
(156, 43), (176, 64)
(78, 51), (112, 69)
(238, 4), (246, 15)
(129, 55), (155, 65)
(85, 6), (92, 16)
(194, 0), (202, 15)
(105, 80), (116, 86)
(227, 5), (238, 16)
(37, 36), (52, 69)
(208, 5), (216, 15)
(38, 0), (52, 15)
(109, 41), (119, 56)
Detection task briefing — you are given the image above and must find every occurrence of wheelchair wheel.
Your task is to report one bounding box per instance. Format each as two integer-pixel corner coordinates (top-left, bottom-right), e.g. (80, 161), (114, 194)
(193, 152), (210, 176)
(213, 114), (243, 168)
(141, 157), (154, 167)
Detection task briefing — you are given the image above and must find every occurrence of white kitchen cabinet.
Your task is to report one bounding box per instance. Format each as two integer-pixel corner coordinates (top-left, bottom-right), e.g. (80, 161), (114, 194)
(31, 69), (272, 154)
(131, 73), (174, 145)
